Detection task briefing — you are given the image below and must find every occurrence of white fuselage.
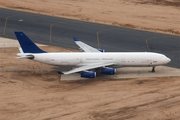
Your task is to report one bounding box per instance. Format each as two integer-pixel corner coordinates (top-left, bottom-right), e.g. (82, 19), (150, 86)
(32, 52), (171, 67)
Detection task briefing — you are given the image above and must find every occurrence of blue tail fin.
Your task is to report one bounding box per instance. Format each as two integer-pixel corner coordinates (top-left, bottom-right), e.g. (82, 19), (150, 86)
(14, 32), (47, 53)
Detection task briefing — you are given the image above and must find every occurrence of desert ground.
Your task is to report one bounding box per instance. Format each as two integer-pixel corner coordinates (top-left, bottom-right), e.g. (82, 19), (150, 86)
(1, 0), (180, 120)
(0, 46), (180, 120)
(0, 38), (180, 120)
(0, 0), (180, 35)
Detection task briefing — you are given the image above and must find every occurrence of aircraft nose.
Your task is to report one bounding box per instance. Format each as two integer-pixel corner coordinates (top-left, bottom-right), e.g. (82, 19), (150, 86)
(167, 57), (171, 63)
(165, 57), (171, 64)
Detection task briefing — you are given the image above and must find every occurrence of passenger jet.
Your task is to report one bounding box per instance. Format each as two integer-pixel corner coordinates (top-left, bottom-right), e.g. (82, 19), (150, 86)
(14, 32), (171, 78)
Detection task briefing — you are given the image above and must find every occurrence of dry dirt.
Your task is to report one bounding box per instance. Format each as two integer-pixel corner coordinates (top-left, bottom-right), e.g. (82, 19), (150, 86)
(1, 0), (180, 119)
(1, 47), (180, 120)
(0, 0), (180, 35)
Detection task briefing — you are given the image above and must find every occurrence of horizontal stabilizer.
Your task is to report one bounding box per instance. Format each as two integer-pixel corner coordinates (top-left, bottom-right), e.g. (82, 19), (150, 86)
(15, 55), (34, 59)
(57, 71), (64, 74)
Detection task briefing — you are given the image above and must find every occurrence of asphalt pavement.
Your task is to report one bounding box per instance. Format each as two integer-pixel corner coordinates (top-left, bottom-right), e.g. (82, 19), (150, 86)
(0, 8), (180, 68)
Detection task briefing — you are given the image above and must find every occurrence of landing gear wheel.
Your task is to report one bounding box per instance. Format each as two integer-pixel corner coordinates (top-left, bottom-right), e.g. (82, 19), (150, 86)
(152, 66), (155, 72)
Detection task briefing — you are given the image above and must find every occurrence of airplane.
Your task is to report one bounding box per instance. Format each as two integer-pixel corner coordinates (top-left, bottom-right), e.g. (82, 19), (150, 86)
(14, 31), (171, 78)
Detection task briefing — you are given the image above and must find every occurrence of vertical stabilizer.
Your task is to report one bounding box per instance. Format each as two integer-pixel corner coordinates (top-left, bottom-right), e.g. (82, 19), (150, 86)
(14, 32), (47, 53)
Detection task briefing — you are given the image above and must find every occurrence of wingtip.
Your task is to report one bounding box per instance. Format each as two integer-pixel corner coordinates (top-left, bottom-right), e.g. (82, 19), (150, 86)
(57, 71), (64, 74)
(73, 37), (79, 42)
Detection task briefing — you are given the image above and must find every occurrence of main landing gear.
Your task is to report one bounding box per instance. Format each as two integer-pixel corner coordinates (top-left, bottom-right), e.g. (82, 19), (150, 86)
(151, 66), (155, 72)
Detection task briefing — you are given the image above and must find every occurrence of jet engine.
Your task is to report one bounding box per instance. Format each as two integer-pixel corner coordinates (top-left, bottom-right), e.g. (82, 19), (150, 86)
(101, 68), (116, 75)
(81, 72), (96, 78)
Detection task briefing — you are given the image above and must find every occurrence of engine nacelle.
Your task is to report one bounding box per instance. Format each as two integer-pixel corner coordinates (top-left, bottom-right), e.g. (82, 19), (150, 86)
(101, 68), (116, 75)
(81, 72), (96, 78)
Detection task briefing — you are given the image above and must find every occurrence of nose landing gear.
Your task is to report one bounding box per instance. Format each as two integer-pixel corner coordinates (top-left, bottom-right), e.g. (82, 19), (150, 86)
(151, 66), (155, 72)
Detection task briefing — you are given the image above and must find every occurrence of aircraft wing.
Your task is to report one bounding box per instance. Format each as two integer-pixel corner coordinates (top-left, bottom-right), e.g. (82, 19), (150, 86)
(63, 63), (116, 75)
(73, 37), (101, 52)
